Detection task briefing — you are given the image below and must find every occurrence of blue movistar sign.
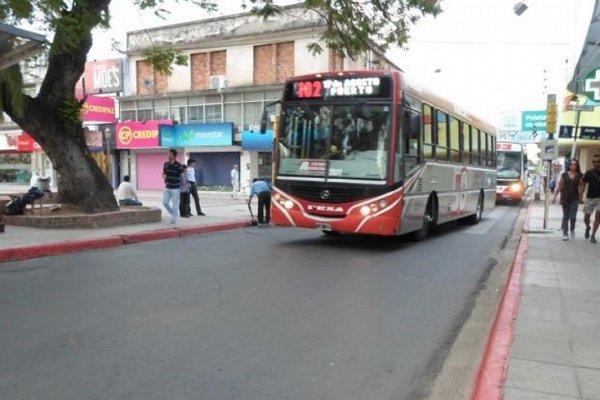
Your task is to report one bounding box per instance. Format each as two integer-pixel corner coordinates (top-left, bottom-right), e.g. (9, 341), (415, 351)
(160, 123), (233, 147)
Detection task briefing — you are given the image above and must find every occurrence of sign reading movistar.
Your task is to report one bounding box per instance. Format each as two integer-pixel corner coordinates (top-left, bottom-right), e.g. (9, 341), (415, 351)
(159, 123), (233, 147)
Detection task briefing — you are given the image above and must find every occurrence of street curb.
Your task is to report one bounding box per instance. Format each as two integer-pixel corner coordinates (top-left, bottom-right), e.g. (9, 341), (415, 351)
(0, 220), (251, 263)
(470, 201), (531, 400)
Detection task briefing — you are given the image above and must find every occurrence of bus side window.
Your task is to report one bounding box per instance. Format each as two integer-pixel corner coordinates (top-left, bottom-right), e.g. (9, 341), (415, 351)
(423, 105), (434, 160)
(402, 107), (421, 176)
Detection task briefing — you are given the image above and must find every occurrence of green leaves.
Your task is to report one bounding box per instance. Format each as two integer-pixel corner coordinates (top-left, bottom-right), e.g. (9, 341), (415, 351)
(58, 95), (82, 126)
(141, 47), (188, 76)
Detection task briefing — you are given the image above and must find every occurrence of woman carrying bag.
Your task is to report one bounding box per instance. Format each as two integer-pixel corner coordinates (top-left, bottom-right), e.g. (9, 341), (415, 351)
(553, 159), (583, 241)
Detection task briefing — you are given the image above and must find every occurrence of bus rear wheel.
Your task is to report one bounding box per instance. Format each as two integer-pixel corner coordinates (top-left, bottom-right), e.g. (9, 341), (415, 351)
(466, 194), (483, 225)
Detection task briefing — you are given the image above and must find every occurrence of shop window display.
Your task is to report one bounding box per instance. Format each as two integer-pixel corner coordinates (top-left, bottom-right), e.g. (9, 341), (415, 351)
(0, 153), (32, 183)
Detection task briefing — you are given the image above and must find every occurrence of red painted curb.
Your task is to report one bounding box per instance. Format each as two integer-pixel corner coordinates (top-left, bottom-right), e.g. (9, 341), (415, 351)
(178, 221), (250, 237)
(120, 228), (179, 244)
(0, 236), (125, 263)
(0, 220), (252, 262)
(471, 202), (532, 400)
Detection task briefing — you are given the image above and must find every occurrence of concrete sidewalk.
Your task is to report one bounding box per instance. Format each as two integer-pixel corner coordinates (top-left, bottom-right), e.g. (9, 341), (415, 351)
(0, 183), (254, 260)
(500, 196), (600, 400)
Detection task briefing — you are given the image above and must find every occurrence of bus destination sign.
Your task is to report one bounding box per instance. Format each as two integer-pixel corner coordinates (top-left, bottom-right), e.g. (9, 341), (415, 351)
(287, 76), (390, 100)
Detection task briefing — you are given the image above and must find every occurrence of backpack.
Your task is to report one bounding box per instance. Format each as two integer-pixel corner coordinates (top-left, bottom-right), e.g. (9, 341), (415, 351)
(4, 196), (25, 216)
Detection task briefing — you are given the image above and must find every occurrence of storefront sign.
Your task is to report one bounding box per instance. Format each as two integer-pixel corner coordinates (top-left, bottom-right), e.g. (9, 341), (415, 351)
(84, 130), (104, 151)
(0, 133), (19, 151)
(80, 95), (116, 123)
(160, 123), (233, 147)
(580, 126), (600, 140)
(76, 59), (123, 94)
(584, 67), (600, 101)
(116, 120), (173, 149)
(0, 133), (42, 152)
(242, 130), (273, 151)
(519, 110), (549, 142)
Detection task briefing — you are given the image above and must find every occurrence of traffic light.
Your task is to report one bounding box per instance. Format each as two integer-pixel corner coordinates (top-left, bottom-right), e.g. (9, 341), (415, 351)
(546, 103), (557, 135)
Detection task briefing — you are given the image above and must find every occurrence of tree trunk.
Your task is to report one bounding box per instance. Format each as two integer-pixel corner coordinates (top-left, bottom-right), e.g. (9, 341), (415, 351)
(0, 0), (117, 213)
(16, 97), (119, 213)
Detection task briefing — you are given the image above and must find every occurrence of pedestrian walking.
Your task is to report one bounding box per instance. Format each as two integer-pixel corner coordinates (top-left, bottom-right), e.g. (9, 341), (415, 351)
(185, 159), (205, 216)
(247, 178), (272, 226)
(230, 164), (240, 199)
(179, 164), (191, 218)
(553, 159), (582, 240)
(162, 148), (186, 224)
(580, 153), (600, 243)
(549, 176), (557, 193)
(116, 175), (143, 206)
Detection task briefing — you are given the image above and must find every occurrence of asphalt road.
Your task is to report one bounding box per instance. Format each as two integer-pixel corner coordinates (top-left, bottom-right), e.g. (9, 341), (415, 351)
(0, 204), (520, 400)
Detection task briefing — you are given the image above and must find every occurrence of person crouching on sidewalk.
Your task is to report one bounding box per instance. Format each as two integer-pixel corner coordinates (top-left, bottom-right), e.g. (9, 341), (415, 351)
(246, 178), (272, 226)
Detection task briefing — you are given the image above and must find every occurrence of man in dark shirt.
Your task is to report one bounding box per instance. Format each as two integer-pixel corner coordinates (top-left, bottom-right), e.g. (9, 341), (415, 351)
(580, 153), (600, 243)
(162, 148), (186, 224)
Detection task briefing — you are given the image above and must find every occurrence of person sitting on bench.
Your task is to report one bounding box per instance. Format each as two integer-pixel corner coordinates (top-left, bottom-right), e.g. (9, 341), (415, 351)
(117, 175), (143, 206)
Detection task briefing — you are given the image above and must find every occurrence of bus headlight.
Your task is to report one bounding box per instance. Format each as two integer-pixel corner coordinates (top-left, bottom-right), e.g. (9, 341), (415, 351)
(360, 205), (371, 216)
(284, 200), (294, 209)
(510, 183), (521, 192)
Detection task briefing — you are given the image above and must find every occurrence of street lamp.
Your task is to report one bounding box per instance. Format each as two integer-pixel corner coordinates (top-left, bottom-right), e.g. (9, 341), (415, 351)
(513, 2), (528, 16)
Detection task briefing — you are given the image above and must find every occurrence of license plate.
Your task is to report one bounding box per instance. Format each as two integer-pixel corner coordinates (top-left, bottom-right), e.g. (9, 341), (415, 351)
(316, 223), (332, 231)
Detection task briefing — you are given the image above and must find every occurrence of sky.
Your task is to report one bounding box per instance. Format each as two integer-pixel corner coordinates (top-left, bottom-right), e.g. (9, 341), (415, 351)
(86, 0), (596, 125)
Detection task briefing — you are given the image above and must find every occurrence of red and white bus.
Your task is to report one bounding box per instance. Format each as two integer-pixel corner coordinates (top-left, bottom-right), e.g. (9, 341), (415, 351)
(495, 141), (527, 203)
(262, 70), (496, 239)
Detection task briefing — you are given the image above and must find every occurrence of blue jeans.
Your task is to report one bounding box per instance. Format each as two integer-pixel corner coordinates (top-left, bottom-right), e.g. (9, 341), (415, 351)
(561, 200), (579, 234)
(163, 188), (181, 223)
(119, 199), (143, 206)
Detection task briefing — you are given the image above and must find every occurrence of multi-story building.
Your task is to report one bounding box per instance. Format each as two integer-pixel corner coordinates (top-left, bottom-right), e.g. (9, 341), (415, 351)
(119, 4), (397, 192)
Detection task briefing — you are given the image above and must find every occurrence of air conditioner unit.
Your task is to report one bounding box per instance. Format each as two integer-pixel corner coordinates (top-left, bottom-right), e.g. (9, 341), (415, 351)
(209, 75), (228, 90)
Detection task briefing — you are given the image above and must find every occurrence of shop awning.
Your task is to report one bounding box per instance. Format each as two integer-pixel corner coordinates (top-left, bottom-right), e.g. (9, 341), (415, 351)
(0, 24), (46, 71)
(568, 0), (600, 93)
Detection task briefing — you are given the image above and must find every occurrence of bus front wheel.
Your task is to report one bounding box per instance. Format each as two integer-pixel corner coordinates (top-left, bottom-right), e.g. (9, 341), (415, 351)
(412, 198), (436, 241)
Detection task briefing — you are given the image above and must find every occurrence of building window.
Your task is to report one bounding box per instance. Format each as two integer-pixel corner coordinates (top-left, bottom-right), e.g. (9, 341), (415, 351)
(205, 104), (222, 123)
(243, 102), (263, 131)
(121, 110), (136, 121)
(188, 106), (203, 123)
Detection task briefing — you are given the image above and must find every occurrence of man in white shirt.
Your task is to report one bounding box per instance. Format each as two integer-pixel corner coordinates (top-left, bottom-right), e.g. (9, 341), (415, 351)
(230, 164), (240, 199)
(183, 158), (205, 216)
(117, 175), (142, 206)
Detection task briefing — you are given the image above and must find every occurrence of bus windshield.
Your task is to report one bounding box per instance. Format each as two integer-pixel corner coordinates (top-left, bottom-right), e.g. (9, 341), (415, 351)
(277, 103), (391, 180)
(497, 151), (523, 179)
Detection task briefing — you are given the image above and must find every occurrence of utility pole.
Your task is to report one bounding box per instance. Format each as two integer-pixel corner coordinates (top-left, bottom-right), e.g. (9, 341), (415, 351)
(543, 94), (558, 230)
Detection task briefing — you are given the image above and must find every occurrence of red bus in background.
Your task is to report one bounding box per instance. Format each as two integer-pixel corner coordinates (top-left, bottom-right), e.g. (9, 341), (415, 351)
(262, 70), (497, 239)
(495, 142), (527, 204)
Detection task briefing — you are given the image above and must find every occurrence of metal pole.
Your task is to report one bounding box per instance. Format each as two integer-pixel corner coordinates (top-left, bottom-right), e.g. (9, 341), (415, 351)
(570, 109), (581, 160)
(543, 159), (551, 229)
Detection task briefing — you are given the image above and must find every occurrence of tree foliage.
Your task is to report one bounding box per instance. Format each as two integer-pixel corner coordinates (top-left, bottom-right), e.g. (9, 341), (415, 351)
(0, 0), (440, 212)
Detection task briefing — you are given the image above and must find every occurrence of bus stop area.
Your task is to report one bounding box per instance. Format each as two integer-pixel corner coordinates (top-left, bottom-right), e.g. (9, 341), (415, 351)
(1, 184), (599, 399)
